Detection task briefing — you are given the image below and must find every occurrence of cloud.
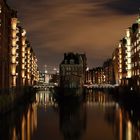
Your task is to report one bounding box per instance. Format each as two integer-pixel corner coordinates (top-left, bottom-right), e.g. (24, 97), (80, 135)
(7, 0), (140, 70)
(103, 0), (140, 15)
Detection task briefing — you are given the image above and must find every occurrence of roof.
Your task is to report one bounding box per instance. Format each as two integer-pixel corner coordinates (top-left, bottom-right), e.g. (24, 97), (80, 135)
(61, 52), (84, 65)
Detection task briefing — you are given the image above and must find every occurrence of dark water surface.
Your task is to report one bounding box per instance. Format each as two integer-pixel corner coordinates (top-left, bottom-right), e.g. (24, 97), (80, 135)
(0, 89), (140, 140)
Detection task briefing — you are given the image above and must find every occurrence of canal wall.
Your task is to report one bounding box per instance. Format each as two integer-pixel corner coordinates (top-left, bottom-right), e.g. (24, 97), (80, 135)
(113, 86), (140, 98)
(83, 85), (140, 98)
(82, 86), (140, 107)
(0, 86), (36, 114)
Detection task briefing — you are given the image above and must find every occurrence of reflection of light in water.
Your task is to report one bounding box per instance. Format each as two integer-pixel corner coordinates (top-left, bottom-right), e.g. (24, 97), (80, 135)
(116, 103), (119, 108)
(86, 102), (116, 107)
(130, 110), (133, 116)
(85, 92), (117, 107)
(2, 100), (38, 140)
(27, 108), (31, 140)
(85, 90), (140, 140)
(36, 91), (57, 107)
(31, 103), (38, 134)
(12, 127), (16, 140)
(21, 115), (26, 140)
(119, 109), (122, 140)
(33, 103), (38, 130)
(18, 103), (38, 140)
(127, 120), (132, 140)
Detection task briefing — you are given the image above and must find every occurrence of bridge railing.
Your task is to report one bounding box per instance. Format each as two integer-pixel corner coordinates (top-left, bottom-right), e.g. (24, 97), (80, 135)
(83, 84), (118, 89)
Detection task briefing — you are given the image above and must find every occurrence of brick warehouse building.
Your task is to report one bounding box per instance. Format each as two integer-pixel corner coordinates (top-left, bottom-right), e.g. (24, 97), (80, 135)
(0, 0), (39, 92)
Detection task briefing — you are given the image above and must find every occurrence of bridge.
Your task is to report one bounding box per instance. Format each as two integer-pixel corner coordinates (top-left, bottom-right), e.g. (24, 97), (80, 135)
(34, 83), (118, 90)
(33, 83), (58, 90)
(84, 84), (118, 89)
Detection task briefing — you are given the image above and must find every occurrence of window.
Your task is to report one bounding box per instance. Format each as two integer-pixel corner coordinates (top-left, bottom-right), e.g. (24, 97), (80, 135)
(0, 5), (1, 13)
(70, 59), (74, 64)
(137, 80), (140, 86)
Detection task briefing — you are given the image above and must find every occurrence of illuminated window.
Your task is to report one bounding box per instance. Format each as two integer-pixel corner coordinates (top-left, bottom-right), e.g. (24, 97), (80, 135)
(137, 80), (140, 86)
(129, 64), (132, 69)
(126, 29), (130, 37)
(0, 19), (1, 27)
(127, 58), (131, 64)
(0, 5), (1, 13)
(137, 69), (139, 75)
(11, 18), (18, 30)
(135, 48), (137, 53)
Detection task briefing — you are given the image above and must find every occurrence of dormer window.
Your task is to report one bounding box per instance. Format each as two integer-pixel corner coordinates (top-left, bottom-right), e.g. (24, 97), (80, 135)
(64, 60), (67, 64)
(70, 59), (74, 64)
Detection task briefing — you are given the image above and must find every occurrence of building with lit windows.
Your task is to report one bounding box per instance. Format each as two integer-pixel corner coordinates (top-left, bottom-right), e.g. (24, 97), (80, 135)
(103, 59), (115, 84)
(25, 43), (39, 86)
(112, 39), (127, 85)
(16, 29), (39, 88)
(10, 11), (19, 88)
(80, 53), (87, 84)
(85, 59), (115, 86)
(130, 18), (140, 91)
(30, 51), (39, 85)
(112, 14), (140, 92)
(94, 67), (105, 84)
(59, 52), (86, 88)
(16, 27), (26, 87)
(10, 17), (39, 88)
(0, 0), (13, 90)
(112, 48), (119, 85)
(0, 0), (39, 92)
(85, 69), (93, 84)
(85, 67), (105, 85)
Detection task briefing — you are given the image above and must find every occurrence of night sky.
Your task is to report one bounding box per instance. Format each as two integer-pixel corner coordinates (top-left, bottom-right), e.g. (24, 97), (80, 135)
(7, 0), (140, 71)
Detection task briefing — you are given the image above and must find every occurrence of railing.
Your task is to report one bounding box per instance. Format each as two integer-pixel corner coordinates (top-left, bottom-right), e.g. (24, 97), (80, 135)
(33, 83), (58, 90)
(83, 84), (119, 89)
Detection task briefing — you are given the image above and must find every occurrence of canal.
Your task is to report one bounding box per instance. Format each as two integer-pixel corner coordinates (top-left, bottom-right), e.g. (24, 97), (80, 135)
(0, 89), (140, 140)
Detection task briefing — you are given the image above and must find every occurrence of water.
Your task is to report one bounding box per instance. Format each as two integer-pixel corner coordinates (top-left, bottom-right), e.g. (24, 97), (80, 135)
(0, 89), (140, 140)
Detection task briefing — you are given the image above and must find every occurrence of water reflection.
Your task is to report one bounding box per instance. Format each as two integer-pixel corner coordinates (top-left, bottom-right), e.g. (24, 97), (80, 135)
(0, 89), (140, 140)
(112, 106), (140, 140)
(36, 90), (57, 108)
(82, 89), (140, 140)
(0, 101), (37, 140)
(83, 89), (117, 107)
(58, 99), (86, 140)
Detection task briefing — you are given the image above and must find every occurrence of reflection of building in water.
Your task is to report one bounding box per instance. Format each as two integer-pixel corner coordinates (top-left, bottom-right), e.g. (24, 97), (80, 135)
(14, 103), (37, 140)
(36, 91), (57, 107)
(84, 90), (140, 140)
(104, 101), (140, 140)
(20, 103), (37, 140)
(112, 108), (140, 140)
(59, 101), (86, 140)
(0, 102), (37, 140)
(84, 89), (116, 107)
